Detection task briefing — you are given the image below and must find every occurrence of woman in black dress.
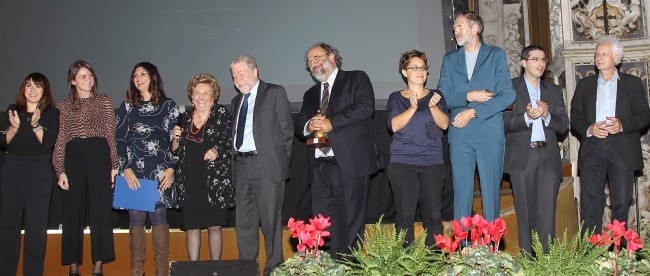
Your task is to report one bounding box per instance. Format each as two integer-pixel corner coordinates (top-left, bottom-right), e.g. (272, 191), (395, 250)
(0, 72), (59, 275)
(172, 73), (234, 261)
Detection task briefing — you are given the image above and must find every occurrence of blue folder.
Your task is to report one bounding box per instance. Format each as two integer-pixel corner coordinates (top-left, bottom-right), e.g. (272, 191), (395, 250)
(113, 176), (159, 212)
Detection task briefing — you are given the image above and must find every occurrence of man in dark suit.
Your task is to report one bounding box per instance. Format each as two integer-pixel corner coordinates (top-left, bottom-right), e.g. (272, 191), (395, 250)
(437, 11), (515, 222)
(230, 55), (293, 275)
(504, 45), (569, 255)
(295, 42), (379, 258)
(571, 36), (650, 235)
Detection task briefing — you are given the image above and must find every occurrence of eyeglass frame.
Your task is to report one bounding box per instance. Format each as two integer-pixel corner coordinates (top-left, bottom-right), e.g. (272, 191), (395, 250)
(406, 66), (429, 72)
(306, 54), (328, 66)
(523, 57), (549, 63)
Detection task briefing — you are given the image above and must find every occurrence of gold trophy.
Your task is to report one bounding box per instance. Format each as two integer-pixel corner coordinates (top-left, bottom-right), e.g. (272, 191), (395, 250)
(307, 110), (331, 148)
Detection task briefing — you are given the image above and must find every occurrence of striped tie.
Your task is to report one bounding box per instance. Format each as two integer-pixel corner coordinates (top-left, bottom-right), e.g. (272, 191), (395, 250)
(320, 82), (331, 154)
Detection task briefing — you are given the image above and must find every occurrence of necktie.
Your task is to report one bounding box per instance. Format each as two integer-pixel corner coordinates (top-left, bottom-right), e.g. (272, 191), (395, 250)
(235, 93), (250, 150)
(321, 82), (330, 116)
(320, 82), (331, 154)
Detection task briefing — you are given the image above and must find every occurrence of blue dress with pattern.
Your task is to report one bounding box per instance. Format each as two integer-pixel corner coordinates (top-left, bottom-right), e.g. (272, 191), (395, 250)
(115, 97), (181, 208)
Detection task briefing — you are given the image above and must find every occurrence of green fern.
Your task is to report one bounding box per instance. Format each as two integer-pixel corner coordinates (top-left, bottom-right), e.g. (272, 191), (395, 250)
(340, 217), (448, 275)
(516, 228), (608, 275)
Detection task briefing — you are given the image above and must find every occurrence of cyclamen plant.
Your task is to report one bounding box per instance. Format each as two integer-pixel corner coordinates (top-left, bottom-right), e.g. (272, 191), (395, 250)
(434, 214), (508, 256)
(273, 214), (345, 276)
(433, 214), (521, 275)
(287, 214), (332, 255)
(588, 220), (644, 275)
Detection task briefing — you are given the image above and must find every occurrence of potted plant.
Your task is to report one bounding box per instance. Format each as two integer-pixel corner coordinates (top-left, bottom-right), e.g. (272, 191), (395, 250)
(272, 214), (345, 276)
(433, 214), (522, 275)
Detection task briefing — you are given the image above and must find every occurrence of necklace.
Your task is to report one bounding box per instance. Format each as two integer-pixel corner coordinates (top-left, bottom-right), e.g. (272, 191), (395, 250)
(189, 121), (203, 135)
(190, 111), (209, 135)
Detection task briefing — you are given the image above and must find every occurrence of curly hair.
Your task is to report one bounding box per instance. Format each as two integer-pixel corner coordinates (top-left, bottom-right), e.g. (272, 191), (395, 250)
(307, 42), (343, 68)
(187, 73), (220, 103)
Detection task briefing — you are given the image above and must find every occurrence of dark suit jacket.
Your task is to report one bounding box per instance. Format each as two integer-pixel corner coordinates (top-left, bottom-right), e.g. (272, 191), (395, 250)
(437, 44), (516, 144)
(504, 75), (569, 176)
(295, 69), (379, 178)
(231, 80), (294, 183)
(570, 72), (650, 170)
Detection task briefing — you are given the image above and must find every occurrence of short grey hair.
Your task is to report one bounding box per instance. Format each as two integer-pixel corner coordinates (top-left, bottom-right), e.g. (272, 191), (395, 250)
(230, 55), (258, 71)
(597, 35), (623, 65)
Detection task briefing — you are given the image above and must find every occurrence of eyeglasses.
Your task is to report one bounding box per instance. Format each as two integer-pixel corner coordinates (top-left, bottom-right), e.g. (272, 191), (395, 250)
(406, 66), (429, 72)
(524, 57), (549, 63)
(307, 54), (327, 66)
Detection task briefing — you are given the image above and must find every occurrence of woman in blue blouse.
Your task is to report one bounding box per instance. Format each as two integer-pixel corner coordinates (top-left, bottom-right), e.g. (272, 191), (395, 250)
(386, 50), (449, 246)
(116, 62), (179, 275)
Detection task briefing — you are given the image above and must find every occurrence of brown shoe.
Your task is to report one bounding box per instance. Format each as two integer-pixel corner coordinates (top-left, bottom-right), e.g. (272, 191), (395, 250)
(130, 227), (146, 276)
(152, 225), (170, 276)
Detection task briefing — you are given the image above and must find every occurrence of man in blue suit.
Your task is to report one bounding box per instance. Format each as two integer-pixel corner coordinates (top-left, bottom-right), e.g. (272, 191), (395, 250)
(437, 11), (515, 222)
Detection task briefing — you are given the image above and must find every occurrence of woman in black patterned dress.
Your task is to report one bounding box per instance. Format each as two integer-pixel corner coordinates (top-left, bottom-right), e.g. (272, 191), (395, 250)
(171, 73), (234, 261)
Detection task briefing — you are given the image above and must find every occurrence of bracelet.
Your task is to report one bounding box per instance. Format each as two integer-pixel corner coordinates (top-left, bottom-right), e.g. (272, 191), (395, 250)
(5, 127), (17, 136)
(33, 125), (44, 132)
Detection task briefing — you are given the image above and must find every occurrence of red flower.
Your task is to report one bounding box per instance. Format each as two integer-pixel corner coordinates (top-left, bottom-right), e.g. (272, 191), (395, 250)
(453, 220), (468, 240)
(607, 220), (626, 237)
(287, 217), (305, 238)
(471, 214), (488, 230)
(487, 218), (507, 243)
(624, 229), (643, 253)
(588, 233), (603, 246)
(460, 216), (473, 229)
(435, 234), (459, 253)
(288, 214), (332, 253)
(589, 231), (613, 247)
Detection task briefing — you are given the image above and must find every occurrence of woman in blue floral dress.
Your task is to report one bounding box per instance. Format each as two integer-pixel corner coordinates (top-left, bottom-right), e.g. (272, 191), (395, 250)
(116, 62), (180, 275)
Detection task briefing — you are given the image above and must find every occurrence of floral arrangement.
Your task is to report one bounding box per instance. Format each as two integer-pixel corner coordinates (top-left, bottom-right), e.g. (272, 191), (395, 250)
(433, 214), (522, 275)
(272, 214), (345, 276)
(588, 220), (648, 275)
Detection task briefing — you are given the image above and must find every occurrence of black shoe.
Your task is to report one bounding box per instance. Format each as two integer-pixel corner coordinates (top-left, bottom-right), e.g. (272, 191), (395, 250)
(92, 273), (103, 276)
(68, 273), (81, 276)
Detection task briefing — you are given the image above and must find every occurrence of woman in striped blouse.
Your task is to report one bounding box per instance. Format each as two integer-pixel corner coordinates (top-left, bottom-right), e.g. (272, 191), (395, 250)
(53, 60), (118, 276)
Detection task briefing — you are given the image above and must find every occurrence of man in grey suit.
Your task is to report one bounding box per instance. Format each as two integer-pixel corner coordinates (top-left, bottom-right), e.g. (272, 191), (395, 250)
(504, 45), (568, 256)
(230, 55), (293, 275)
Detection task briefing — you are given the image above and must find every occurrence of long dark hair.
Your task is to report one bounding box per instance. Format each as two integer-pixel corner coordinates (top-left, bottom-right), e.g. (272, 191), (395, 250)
(127, 62), (166, 106)
(15, 72), (55, 113)
(67, 60), (98, 105)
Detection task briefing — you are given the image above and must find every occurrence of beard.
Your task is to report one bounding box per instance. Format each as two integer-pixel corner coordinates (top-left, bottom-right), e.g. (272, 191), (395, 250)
(310, 59), (335, 82)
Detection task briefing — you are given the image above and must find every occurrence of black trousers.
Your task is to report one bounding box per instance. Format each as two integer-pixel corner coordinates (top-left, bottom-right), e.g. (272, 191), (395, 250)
(579, 139), (634, 235)
(0, 155), (54, 276)
(388, 162), (446, 246)
(509, 147), (560, 255)
(311, 157), (368, 259)
(61, 138), (115, 265)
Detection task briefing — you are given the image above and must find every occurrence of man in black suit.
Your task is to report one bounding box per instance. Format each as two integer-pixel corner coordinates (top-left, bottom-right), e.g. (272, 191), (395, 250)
(571, 36), (650, 235)
(230, 55), (293, 275)
(504, 45), (569, 255)
(295, 42), (379, 258)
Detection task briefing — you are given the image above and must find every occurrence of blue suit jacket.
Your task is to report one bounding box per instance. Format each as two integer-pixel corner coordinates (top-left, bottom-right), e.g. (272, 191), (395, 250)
(437, 44), (515, 144)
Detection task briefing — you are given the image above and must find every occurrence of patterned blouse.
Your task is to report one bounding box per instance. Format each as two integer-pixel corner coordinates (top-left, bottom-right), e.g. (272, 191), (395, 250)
(53, 94), (118, 175)
(116, 97), (181, 208)
(173, 104), (234, 209)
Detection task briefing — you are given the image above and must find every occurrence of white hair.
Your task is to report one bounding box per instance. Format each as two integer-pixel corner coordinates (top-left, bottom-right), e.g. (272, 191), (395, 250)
(597, 35), (623, 65)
